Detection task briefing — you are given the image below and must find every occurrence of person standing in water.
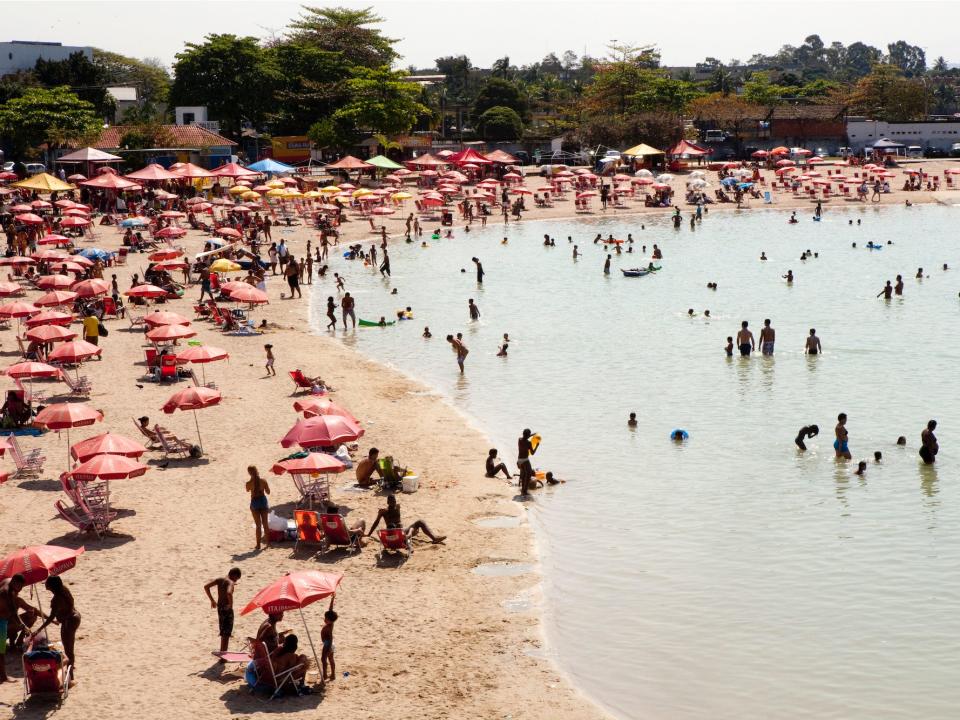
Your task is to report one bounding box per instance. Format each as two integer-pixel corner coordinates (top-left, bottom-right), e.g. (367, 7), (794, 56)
(834, 413), (851, 459)
(920, 420), (939, 465)
(877, 280), (893, 299)
(446, 334), (468, 373)
(572, 245), (580, 259)
(795, 425), (819, 451)
(472, 257), (484, 284)
(759, 319), (775, 355)
(326, 297), (338, 331)
(517, 429), (537, 496)
(603, 254), (611, 275)
(379, 248), (391, 277)
(895, 275), (904, 295)
(805, 328), (821, 355)
(736, 321), (755, 356)
(468, 299), (480, 320)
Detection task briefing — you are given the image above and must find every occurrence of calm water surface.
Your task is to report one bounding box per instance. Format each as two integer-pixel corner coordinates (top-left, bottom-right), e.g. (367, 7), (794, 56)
(313, 203), (960, 719)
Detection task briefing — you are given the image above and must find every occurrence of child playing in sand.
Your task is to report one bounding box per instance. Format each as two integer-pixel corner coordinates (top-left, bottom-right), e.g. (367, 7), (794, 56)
(321, 598), (337, 682)
(264, 344), (276, 376)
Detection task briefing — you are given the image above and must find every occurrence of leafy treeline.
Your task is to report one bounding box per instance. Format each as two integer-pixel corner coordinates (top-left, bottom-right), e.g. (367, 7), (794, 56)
(1, 13), (957, 160)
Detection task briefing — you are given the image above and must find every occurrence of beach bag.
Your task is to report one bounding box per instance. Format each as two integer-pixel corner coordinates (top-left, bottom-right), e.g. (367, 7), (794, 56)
(98, 321), (109, 337)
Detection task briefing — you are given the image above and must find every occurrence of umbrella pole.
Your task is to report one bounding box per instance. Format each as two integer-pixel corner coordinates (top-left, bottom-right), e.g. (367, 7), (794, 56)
(298, 607), (321, 682)
(201, 365), (206, 386)
(193, 409), (203, 454)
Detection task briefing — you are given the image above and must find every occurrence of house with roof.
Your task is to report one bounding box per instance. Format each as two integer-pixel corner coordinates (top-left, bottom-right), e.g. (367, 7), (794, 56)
(764, 104), (847, 154)
(89, 124), (237, 169)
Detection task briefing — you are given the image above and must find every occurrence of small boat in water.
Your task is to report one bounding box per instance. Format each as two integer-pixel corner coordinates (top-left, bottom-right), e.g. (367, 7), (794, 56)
(621, 268), (650, 277)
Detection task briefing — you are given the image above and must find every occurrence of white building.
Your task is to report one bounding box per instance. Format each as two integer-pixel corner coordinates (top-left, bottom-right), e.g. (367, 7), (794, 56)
(106, 87), (138, 120)
(847, 117), (960, 152)
(0, 41), (93, 76)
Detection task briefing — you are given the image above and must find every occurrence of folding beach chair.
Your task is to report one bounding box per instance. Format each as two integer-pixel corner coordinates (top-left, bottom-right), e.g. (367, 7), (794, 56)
(319, 513), (362, 554)
(378, 527), (412, 561)
(22, 636), (71, 704)
(291, 473), (329, 509)
(54, 499), (101, 537)
(158, 354), (179, 383)
(9, 434), (44, 479)
(61, 372), (91, 397)
(154, 426), (194, 459)
(289, 370), (313, 394)
(250, 640), (302, 699)
(293, 509), (325, 554)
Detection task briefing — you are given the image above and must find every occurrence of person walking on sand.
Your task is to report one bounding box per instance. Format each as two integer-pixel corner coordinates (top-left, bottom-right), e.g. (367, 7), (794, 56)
(321, 598), (337, 683)
(468, 299), (480, 321)
(199, 265), (215, 301)
(834, 413), (851, 460)
(285, 256), (302, 298)
(341, 292), (356, 329)
(920, 419), (939, 465)
(326, 297), (338, 331)
(203, 567), (241, 655)
(32, 576), (81, 678)
(446, 334), (468, 373)
(805, 328), (822, 355)
(736, 321), (755, 357)
(264, 344), (276, 377)
(245, 466), (271, 550)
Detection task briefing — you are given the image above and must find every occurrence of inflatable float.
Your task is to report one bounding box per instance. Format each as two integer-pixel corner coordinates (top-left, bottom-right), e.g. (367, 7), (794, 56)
(358, 318), (395, 327)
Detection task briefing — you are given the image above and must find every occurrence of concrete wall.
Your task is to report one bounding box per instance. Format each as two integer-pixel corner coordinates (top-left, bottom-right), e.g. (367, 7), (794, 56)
(0, 41), (92, 76)
(847, 120), (960, 152)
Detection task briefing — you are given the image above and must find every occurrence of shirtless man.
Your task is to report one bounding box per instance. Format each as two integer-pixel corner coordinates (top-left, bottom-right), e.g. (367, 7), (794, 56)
(877, 280), (893, 299)
(805, 328), (822, 355)
(446, 334), (468, 373)
(736, 321), (755, 357)
(468, 299), (480, 321)
(834, 413), (851, 460)
(517, 429), (536, 495)
(920, 419), (939, 465)
(367, 494), (445, 543)
(0, 574), (41, 682)
(759, 319), (775, 355)
(894, 275), (904, 295)
(204, 568), (241, 655)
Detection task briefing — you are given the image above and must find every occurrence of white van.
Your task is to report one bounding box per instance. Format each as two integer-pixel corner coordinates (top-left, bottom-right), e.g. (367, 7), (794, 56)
(24, 163), (46, 175)
(906, 146), (923, 158)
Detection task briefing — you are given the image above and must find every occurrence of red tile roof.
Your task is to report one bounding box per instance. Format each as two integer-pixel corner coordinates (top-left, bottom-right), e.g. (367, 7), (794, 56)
(94, 125), (237, 150)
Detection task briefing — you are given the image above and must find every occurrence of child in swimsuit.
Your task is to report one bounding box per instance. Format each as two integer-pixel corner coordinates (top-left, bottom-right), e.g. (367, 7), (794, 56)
(321, 598), (337, 683)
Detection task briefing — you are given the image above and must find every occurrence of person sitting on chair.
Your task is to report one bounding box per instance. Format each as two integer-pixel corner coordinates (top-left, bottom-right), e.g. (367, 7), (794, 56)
(367, 494), (446, 544)
(270, 634), (309, 689)
(1, 390), (31, 427)
(256, 612), (290, 653)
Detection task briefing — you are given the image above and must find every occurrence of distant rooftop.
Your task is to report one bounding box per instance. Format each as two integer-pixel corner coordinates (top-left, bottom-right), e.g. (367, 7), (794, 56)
(6, 40), (64, 46)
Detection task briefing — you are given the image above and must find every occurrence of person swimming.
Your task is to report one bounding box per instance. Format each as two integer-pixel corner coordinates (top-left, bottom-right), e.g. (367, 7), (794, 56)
(628, 412), (637, 427)
(795, 424), (819, 451)
(423, 327), (432, 338)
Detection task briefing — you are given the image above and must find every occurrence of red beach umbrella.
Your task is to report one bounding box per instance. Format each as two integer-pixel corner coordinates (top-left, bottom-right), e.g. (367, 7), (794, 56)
(71, 278), (110, 297)
(59, 217), (91, 228)
(4, 361), (62, 379)
(47, 339), (102, 364)
(70, 432), (146, 462)
(271, 453), (346, 476)
(14, 213), (44, 225)
(0, 301), (39, 318)
(36, 275), (75, 290)
(228, 286), (268, 305)
(280, 415), (364, 449)
(125, 284), (168, 299)
(0, 545), (84, 585)
(293, 397), (358, 423)
(175, 345), (229, 364)
(215, 227), (242, 239)
(69, 454), (148, 482)
(154, 227), (187, 239)
(38, 233), (72, 246)
(0, 282), (21, 297)
(161, 386), (221, 453)
(34, 290), (79, 307)
(148, 249), (183, 261)
(26, 311), (73, 328)
(143, 311), (190, 327)
(241, 570), (343, 616)
(25, 325), (77, 343)
(146, 324), (197, 342)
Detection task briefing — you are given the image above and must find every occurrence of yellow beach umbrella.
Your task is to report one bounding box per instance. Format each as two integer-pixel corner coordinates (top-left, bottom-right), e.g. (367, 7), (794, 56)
(352, 188), (372, 198)
(284, 190), (303, 198)
(13, 173), (74, 193)
(242, 191), (261, 200)
(209, 259), (242, 273)
(320, 185), (340, 194)
(265, 179), (285, 189)
(391, 192), (412, 200)
(303, 190), (322, 198)
(333, 196), (351, 204)
(266, 188), (287, 198)
(228, 185), (248, 195)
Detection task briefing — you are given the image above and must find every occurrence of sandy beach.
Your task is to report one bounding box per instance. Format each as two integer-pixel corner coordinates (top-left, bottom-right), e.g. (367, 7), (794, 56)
(2, 158), (957, 719)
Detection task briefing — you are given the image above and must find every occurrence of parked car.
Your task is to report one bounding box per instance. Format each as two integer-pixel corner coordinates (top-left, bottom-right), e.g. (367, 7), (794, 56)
(703, 129), (727, 143)
(1, 161), (13, 172)
(950, 143), (960, 158)
(906, 146), (923, 158)
(24, 163), (46, 175)
(924, 146), (948, 158)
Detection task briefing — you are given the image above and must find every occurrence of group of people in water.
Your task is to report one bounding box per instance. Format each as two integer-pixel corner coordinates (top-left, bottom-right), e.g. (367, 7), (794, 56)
(794, 415), (939, 470)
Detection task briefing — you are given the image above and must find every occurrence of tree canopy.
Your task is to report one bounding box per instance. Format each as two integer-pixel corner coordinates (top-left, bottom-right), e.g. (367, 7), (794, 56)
(478, 106), (523, 141)
(0, 86), (101, 156)
(287, 6), (397, 68)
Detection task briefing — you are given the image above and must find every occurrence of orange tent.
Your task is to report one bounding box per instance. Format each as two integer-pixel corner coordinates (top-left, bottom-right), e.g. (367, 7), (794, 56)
(326, 155), (373, 170)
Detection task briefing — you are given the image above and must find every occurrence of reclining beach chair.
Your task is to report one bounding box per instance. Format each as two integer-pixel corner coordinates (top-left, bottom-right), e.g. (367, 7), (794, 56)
(158, 354), (179, 383)
(54, 499), (101, 537)
(293, 509), (325, 554)
(9, 434), (45, 479)
(319, 513), (362, 554)
(22, 636), (71, 703)
(132, 418), (163, 450)
(250, 640), (302, 699)
(378, 527), (412, 561)
(188, 368), (217, 391)
(154, 426), (194, 459)
(60, 372), (92, 397)
(289, 370), (313, 394)
(292, 473), (329, 509)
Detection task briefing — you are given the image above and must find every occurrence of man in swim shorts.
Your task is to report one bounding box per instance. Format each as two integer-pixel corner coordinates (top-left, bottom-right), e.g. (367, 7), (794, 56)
(920, 420), (939, 465)
(834, 413), (851, 459)
(759, 319), (775, 355)
(517, 429), (536, 496)
(736, 321), (754, 356)
(805, 328), (821, 355)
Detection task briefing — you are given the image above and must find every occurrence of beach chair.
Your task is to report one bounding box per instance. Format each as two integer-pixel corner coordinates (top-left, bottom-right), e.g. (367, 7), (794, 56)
(9, 434), (44, 479)
(101, 297), (119, 318)
(319, 513), (362, 554)
(22, 637), (71, 704)
(292, 474), (329, 509)
(289, 370), (313, 394)
(132, 418), (163, 449)
(158, 354), (178, 383)
(250, 640), (302, 699)
(128, 311), (145, 330)
(378, 527), (412, 560)
(188, 368), (217, 391)
(61, 372), (91, 397)
(115, 247), (127, 265)
(154, 426), (194, 459)
(293, 509), (325, 554)
(54, 499), (101, 538)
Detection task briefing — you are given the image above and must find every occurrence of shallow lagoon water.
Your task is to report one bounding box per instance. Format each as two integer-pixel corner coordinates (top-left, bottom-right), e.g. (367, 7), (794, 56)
(316, 204), (960, 719)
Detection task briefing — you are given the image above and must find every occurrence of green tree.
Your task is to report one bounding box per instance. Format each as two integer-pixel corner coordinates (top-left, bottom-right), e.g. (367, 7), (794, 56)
(887, 41), (926, 77)
(288, 6), (397, 68)
(332, 66), (430, 135)
(307, 116), (357, 151)
(478, 106), (523, 141)
(474, 78), (528, 120)
(932, 56), (949, 73)
(843, 42), (883, 80)
(688, 93), (763, 154)
(92, 49), (171, 107)
(742, 72), (787, 105)
(33, 51), (115, 119)
(267, 42), (351, 134)
(0, 86), (101, 156)
(169, 34), (280, 137)
(848, 64), (929, 120)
